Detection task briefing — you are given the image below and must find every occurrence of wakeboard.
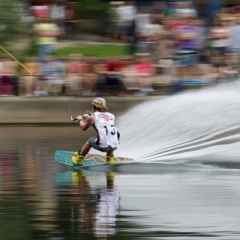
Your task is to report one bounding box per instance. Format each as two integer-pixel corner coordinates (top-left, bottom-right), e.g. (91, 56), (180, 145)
(54, 150), (134, 170)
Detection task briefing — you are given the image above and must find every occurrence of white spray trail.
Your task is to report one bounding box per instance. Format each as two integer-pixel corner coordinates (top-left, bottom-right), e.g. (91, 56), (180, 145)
(117, 81), (240, 163)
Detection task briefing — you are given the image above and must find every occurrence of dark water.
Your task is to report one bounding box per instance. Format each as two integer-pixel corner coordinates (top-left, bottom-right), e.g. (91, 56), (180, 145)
(1, 126), (240, 240)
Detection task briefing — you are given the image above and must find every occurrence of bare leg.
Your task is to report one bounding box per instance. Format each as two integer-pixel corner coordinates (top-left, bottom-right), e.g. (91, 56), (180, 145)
(80, 142), (91, 156)
(72, 142), (91, 165)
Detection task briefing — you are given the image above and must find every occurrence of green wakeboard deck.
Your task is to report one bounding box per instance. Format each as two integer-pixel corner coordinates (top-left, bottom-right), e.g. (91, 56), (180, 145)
(54, 150), (134, 170)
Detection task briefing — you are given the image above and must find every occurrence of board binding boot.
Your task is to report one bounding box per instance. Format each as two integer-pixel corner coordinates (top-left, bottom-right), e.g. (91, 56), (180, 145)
(106, 155), (118, 165)
(71, 152), (84, 165)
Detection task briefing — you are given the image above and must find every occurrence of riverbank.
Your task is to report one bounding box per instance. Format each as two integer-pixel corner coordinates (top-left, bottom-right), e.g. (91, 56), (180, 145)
(0, 96), (161, 125)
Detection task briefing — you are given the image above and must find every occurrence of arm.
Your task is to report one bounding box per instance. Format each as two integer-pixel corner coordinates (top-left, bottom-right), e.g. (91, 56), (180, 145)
(71, 114), (94, 131)
(79, 115), (94, 131)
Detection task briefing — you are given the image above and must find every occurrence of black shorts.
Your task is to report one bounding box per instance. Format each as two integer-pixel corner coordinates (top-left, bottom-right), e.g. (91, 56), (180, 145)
(88, 137), (117, 152)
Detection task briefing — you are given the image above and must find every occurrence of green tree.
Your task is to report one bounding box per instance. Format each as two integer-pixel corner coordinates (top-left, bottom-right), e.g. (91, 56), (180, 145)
(74, 0), (114, 35)
(0, 0), (27, 45)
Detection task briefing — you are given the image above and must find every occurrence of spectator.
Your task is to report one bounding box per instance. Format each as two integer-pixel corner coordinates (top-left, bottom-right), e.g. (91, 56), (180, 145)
(81, 57), (98, 96)
(126, 18), (138, 55)
(173, 13), (201, 80)
(50, 1), (66, 35)
(229, 14), (240, 74)
(135, 13), (153, 53)
(114, 1), (137, 41)
(65, 54), (86, 95)
(96, 57), (125, 95)
(122, 57), (140, 92)
(0, 58), (18, 96)
(33, 15), (61, 61)
(21, 57), (40, 96)
(208, 15), (231, 79)
(39, 57), (65, 96)
(134, 53), (155, 95)
(31, 5), (49, 19)
(65, 1), (75, 36)
(65, 55), (97, 96)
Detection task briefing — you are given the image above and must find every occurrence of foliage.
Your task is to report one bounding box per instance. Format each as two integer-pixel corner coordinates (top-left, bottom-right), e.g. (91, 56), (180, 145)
(0, 0), (28, 45)
(75, 0), (111, 18)
(223, 0), (240, 5)
(74, 0), (114, 35)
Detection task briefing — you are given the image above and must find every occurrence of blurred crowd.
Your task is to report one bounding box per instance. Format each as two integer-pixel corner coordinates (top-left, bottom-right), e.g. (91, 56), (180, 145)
(1, 0), (240, 96)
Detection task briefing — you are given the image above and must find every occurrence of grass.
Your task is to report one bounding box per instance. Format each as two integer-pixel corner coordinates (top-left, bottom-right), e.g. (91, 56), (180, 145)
(54, 43), (129, 59)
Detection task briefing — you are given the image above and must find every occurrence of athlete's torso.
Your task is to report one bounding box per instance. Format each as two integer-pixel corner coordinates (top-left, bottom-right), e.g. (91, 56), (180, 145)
(93, 111), (119, 148)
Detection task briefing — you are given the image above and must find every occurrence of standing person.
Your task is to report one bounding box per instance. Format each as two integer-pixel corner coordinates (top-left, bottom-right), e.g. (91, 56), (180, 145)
(71, 97), (120, 165)
(33, 15), (60, 61)
(208, 15), (231, 79)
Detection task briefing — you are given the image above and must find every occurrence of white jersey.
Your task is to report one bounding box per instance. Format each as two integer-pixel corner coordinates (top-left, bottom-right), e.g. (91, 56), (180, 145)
(93, 111), (119, 149)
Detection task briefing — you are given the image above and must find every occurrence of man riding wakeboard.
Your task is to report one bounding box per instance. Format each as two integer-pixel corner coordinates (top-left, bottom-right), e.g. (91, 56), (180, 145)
(71, 97), (120, 165)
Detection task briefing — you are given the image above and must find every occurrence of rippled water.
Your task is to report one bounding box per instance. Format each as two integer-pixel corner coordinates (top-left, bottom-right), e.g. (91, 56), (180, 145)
(0, 125), (240, 240)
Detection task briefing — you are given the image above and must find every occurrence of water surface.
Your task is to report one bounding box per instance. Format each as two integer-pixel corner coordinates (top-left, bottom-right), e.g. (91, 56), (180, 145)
(0, 125), (240, 240)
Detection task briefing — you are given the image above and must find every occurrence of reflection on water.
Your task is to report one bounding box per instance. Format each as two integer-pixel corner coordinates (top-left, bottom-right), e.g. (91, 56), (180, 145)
(1, 127), (240, 240)
(55, 170), (120, 238)
(57, 171), (120, 238)
(0, 127), (126, 240)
